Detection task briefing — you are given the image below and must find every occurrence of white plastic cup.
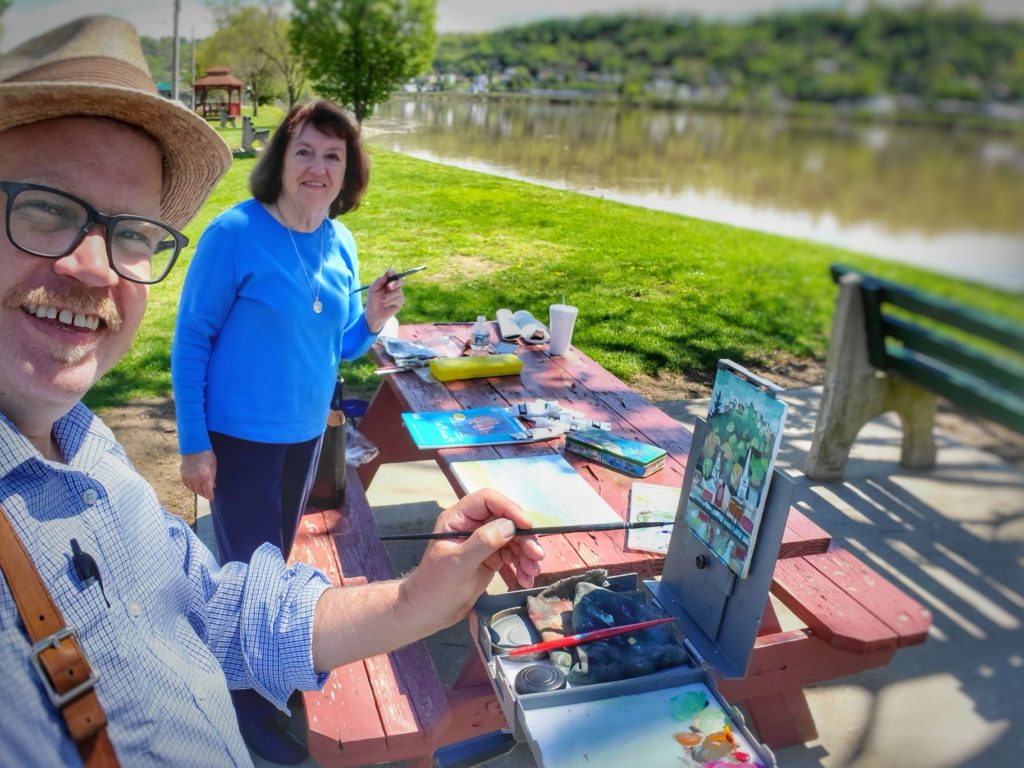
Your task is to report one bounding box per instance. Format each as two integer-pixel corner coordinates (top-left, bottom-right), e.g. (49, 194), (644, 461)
(548, 303), (578, 356)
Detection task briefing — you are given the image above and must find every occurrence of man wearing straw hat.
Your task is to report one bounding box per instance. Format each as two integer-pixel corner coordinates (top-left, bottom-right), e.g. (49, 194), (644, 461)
(0, 16), (543, 766)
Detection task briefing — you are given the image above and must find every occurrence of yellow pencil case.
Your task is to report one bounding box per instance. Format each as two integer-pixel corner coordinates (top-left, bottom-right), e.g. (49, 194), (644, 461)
(429, 354), (523, 382)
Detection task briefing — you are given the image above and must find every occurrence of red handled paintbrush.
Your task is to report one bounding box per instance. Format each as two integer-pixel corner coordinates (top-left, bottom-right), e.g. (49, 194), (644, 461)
(506, 616), (676, 657)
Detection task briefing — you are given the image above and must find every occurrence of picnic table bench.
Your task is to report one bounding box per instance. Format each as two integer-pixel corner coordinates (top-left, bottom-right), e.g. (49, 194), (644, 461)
(290, 322), (932, 763)
(806, 263), (1024, 480)
(289, 473), (507, 767)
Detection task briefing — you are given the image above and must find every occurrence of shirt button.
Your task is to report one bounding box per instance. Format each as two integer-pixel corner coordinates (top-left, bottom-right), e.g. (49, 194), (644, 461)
(82, 488), (99, 505)
(128, 601), (142, 617)
(195, 683), (208, 700)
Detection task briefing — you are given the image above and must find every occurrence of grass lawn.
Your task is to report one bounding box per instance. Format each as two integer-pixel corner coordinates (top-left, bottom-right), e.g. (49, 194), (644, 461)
(84, 144), (1024, 410)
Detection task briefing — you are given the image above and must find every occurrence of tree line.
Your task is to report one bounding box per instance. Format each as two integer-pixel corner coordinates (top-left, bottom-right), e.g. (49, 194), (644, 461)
(435, 6), (1024, 107)
(137, 2), (1023, 123)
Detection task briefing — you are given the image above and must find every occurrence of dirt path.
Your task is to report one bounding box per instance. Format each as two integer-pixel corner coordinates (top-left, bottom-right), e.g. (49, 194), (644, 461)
(97, 358), (1022, 526)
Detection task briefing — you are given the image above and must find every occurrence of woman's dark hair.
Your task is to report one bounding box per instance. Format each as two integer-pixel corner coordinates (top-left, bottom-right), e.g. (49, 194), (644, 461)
(250, 100), (370, 217)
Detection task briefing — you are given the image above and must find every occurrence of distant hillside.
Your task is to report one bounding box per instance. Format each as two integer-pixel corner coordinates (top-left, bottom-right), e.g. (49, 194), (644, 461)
(431, 6), (1024, 112)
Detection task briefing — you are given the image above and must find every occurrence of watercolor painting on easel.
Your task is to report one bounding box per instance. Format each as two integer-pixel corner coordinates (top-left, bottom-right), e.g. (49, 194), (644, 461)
(684, 363), (787, 578)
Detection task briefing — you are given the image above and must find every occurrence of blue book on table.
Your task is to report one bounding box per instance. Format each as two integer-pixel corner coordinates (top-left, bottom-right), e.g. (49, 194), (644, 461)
(402, 407), (532, 449)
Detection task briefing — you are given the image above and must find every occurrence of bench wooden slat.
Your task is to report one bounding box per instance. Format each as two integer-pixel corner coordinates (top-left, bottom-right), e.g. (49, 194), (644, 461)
(717, 628), (898, 701)
(771, 553), (900, 654)
(881, 284), (1024, 350)
(324, 486), (450, 738)
(291, 510), (391, 764)
(887, 349), (1024, 432)
(780, 508), (831, 558)
(883, 313), (1024, 390)
(807, 548), (931, 647)
(308, 663), (387, 765)
(295, 475), (450, 766)
(831, 263), (1024, 349)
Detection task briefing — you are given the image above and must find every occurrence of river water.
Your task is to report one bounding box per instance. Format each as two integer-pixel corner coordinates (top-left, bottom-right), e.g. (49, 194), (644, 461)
(366, 97), (1024, 292)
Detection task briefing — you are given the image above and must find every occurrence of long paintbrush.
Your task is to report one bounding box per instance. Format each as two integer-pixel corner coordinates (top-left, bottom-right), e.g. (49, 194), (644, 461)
(378, 519), (675, 541)
(506, 616), (677, 657)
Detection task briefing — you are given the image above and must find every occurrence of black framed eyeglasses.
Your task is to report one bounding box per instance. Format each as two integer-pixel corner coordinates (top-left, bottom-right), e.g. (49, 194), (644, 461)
(0, 181), (188, 285)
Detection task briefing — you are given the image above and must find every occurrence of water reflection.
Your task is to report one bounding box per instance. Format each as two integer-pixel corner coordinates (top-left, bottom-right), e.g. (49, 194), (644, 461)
(367, 97), (1024, 291)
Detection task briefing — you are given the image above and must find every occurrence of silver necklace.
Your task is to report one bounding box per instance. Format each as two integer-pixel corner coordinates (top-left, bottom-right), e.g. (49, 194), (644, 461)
(280, 207), (325, 314)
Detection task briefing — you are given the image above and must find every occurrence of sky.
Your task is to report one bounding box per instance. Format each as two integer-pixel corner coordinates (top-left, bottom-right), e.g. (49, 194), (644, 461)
(3, 0), (1022, 50)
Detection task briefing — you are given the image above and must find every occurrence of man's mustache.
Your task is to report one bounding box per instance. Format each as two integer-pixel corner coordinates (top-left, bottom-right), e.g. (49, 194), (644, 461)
(5, 286), (123, 332)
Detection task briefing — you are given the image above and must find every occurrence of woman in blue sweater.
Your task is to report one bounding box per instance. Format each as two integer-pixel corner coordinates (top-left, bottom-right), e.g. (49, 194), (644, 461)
(171, 100), (404, 762)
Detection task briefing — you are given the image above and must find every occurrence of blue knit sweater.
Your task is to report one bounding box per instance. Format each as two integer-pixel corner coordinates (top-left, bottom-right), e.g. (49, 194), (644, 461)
(171, 199), (377, 454)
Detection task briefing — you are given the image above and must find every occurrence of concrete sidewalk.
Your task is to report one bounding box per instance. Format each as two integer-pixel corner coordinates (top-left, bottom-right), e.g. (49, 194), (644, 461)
(202, 386), (1024, 767)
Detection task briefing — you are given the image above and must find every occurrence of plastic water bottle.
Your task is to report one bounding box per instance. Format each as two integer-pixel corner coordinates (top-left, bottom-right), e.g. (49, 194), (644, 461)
(469, 315), (491, 354)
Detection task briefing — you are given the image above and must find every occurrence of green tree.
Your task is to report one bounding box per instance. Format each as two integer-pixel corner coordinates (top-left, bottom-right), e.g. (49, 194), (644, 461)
(141, 36), (198, 97)
(204, 0), (302, 114)
(290, 0), (436, 124)
(207, 0), (305, 109)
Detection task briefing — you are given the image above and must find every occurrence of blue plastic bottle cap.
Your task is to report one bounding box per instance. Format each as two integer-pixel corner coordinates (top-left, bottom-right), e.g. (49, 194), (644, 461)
(514, 664), (567, 695)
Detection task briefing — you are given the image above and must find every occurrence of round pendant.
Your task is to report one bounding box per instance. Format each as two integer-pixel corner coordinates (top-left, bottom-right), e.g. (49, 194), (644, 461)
(313, 300), (323, 314)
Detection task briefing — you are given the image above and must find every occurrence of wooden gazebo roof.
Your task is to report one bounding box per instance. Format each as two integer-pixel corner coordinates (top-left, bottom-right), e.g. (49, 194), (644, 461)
(192, 66), (243, 88)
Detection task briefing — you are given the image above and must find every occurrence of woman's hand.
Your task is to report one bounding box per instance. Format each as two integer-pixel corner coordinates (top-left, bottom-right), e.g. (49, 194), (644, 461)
(363, 268), (407, 333)
(180, 449), (217, 500)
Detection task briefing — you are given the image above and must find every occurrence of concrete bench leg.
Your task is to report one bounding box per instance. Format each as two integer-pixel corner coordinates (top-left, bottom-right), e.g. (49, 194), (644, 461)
(884, 378), (937, 469)
(805, 275), (887, 480)
(805, 274), (939, 480)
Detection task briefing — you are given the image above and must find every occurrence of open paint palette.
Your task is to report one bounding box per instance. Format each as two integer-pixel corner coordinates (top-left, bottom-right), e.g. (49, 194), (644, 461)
(473, 573), (775, 768)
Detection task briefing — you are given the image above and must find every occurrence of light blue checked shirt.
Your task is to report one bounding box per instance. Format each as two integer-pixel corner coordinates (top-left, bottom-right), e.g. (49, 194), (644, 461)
(0, 404), (331, 766)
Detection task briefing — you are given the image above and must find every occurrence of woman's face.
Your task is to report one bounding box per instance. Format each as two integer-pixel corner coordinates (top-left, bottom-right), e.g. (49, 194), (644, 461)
(280, 121), (346, 215)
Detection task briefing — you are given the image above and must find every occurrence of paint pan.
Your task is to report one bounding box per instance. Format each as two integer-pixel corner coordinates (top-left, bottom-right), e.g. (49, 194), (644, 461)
(515, 664), (567, 695)
(488, 607), (546, 661)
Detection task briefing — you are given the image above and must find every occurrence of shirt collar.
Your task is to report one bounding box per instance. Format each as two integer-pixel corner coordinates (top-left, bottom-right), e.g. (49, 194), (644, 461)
(0, 402), (117, 476)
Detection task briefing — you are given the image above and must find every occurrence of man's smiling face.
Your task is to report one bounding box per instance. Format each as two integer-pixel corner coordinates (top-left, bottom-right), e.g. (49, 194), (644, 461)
(0, 117), (162, 415)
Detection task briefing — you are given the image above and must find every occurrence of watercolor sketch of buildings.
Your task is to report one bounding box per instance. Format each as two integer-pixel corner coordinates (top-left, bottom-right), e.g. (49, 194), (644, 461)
(684, 367), (788, 578)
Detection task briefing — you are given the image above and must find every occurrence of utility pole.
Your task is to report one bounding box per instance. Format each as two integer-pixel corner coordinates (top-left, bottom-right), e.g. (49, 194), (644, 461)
(190, 28), (196, 110)
(172, 0), (181, 101)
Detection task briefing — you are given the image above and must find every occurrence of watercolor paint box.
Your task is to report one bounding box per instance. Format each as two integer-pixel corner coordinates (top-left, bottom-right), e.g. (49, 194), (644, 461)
(564, 429), (667, 477)
(470, 418), (796, 768)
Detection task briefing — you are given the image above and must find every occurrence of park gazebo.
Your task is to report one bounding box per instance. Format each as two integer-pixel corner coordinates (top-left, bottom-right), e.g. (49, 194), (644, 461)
(192, 66), (243, 119)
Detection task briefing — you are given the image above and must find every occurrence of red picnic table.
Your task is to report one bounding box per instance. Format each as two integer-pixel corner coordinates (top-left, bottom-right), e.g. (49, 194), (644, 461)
(293, 322), (931, 765)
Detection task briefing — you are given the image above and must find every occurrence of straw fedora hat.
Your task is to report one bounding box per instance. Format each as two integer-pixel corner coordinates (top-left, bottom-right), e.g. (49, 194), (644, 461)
(0, 15), (232, 230)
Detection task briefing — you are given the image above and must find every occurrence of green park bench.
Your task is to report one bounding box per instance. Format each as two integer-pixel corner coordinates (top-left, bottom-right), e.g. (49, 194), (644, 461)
(805, 263), (1024, 480)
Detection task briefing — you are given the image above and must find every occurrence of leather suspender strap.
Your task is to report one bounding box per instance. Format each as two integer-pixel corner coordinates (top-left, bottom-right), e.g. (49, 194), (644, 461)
(0, 503), (119, 767)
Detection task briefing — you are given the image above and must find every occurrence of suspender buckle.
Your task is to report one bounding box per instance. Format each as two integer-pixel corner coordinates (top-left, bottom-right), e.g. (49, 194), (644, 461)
(30, 626), (100, 707)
